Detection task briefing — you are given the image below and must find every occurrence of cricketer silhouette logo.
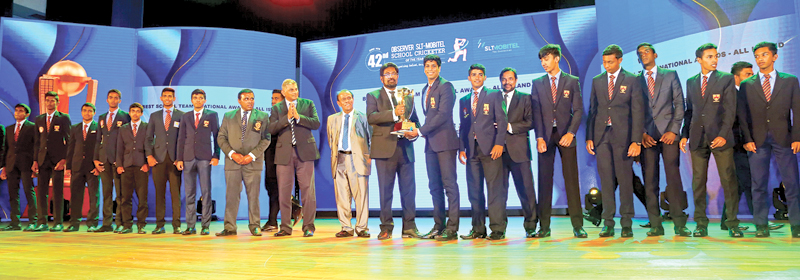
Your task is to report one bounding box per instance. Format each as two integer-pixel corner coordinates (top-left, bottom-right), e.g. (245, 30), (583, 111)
(447, 38), (468, 62)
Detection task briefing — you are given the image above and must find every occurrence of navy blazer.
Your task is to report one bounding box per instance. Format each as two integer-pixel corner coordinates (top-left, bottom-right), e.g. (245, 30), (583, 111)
(4, 120), (35, 172)
(34, 111), (71, 165)
(420, 76), (459, 152)
(176, 109), (221, 161)
(640, 67), (685, 138)
(531, 72), (583, 147)
(681, 70), (736, 150)
(458, 88), (507, 158)
(116, 121), (148, 168)
(737, 71), (800, 147)
(145, 108), (185, 162)
(586, 68), (644, 145)
(66, 121), (99, 172)
(503, 90), (533, 163)
(95, 110), (131, 164)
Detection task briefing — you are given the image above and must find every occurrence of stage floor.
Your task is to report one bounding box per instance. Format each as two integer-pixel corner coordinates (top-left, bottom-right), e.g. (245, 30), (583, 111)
(0, 217), (798, 279)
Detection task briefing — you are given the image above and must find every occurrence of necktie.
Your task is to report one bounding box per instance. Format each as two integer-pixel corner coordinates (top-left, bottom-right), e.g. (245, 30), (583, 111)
(165, 109), (171, 131)
(701, 75), (708, 98)
(132, 123), (138, 137)
(107, 113), (112, 131)
(46, 115), (51, 132)
(472, 91), (478, 116)
(14, 123), (19, 142)
(647, 71), (655, 99)
(290, 103), (297, 146)
(763, 73), (772, 102)
(551, 76), (557, 104)
(241, 111), (249, 142)
(342, 114), (350, 151)
(83, 123), (87, 141)
(502, 93), (508, 114)
(390, 90), (398, 108)
(608, 75), (614, 125)
(195, 112), (200, 129)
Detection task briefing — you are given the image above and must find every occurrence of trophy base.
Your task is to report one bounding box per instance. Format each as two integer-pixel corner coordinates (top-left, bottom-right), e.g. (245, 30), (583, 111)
(390, 130), (412, 136)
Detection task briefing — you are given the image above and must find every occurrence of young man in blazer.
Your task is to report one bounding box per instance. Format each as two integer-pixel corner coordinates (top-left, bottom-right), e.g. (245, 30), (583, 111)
(94, 89), (131, 233)
(145, 87), (185, 234)
(64, 103), (100, 232)
(327, 89), (371, 238)
(216, 89), (271, 237)
(531, 44), (585, 238)
(269, 79), (321, 237)
(680, 43), (742, 238)
(737, 41), (800, 238)
(366, 62), (422, 240)
(0, 104), (36, 231)
(115, 103), (150, 234)
(457, 64), (507, 240)
(635, 43), (690, 237)
(32, 91), (72, 232)
(586, 45), (643, 238)
(176, 89), (220, 236)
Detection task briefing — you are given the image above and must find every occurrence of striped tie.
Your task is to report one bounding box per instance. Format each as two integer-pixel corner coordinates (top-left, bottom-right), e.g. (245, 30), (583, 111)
(290, 103), (297, 146)
(14, 123), (19, 142)
(107, 113), (112, 131)
(701, 75), (708, 98)
(165, 109), (171, 131)
(471, 91), (478, 116)
(241, 111), (249, 142)
(46, 115), (51, 132)
(763, 73), (772, 102)
(132, 123), (138, 137)
(647, 71), (655, 99)
(551, 76), (557, 104)
(607, 75), (614, 125)
(83, 123), (87, 141)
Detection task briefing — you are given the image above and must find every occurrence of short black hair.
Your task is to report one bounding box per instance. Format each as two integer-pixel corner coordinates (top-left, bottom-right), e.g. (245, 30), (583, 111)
(191, 89), (206, 99)
(238, 89), (254, 100)
(129, 102), (144, 112)
(82, 102), (96, 112)
(731, 61), (754, 76)
(468, 64), (486, 75)
(538, 44), (562, 59)
(636, 42), (656, 55)
(272, 89), (281, 94)
(499, 67), (518, 80)
(695, 43), (717, 58)
(753, 41), (778, 55)
(423, 55), (442, 67)
(380, 62), (399, 76)
(44, 91), (59, 102)
(602, 44), (623, 59)
(161, 87), (175, 96)
(107, 89), (121, 98)
(14, 103), (30, 114)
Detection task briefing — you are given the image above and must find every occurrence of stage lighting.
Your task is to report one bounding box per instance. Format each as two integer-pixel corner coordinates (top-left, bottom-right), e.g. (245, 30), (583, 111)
(584, 187), (602, 227)
(774, 182), (788, 220)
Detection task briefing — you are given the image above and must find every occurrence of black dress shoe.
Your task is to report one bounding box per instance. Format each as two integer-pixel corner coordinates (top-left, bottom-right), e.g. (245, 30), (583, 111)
(173, 228), (183, 234)
(94, 226), (114, 233)
(50, 224), (64, 232)
(598, 226), (614, 237)
(182, 228), (197, 235)
(32, 224), (49, 232)
(251, 228), (262, 236)
(262, 224), (278, 232)
(22, 224), (37, 232)
(118, 227), (133, 234)
(420, 229), (442, 239)
(216, 229), (237, 236)
(357, 230), (370, 238)
(378, 230), (391, 240)
(755, 225), (770, 237)
(721, 224), (749, 231)
(273, 230), (291, 237)
(459, 230), (486, 240)
(487, 231), (505, 240)
(86, 226), (98, 232)
(336, 230), (354, 238)
(303, 230), (314, 237)
(729, 227), (744, 238)
(401, 229), (420, 238)
(525, 229), (536, 238)
(534, 229), (551, 238)
(620, 227), (633, 238)
(720, 223), (728, 231)
(201, 228), (210, 235)
(63, 225), (79, 232)
(769, 223), (785, 230)
(693, 226), (708, 237)
(0, 225), (21, 231)
(435, 230), (458, 241)
(137, 227), (147, 234)
(113, 225), (123, 233)
(675, 226), (692, 237)
(151, 227), (166, 234)
(791, 226), (800, 238)
(640, 222), (652, 228)
(646, 226), (665, 236)
(574, 227), (588, 238)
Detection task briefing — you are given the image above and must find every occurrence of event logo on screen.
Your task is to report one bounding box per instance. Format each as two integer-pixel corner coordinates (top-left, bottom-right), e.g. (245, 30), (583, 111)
(446, 38), (468, 62)
(365, 47), (388, 71)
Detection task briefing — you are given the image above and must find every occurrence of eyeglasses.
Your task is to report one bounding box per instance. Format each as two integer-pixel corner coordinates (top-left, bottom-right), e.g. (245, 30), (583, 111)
(383, 73), (398, 77)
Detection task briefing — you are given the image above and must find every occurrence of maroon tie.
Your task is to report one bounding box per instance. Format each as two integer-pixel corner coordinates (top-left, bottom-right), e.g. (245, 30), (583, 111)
(107, 113), (112, 131)
(701, 75), (708, 98)
(133, 123), (138, 137)
(46, 115), (51, 132)
(763, 73), (772, 102)
(14, 123), (19, 142)
(195, 112), (200, 128)
(607, 75), (614, 125)
(551, 76), (557, 104)
(647, 71), (655, 99)
(83, 124), (87, 141)
(165, 109), (172, 131)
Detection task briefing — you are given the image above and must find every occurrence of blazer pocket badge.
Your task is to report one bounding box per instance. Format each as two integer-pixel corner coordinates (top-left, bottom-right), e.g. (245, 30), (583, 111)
(203, 120), (210, 127)
(54, 125), (60, 132)
(620, 86), (627, 94)
(463, 108), (468, 118)
(116, 121), (122, 127)
(173, 121), (180, 128)
(100, 120), (104, 128)
(430, 97), (436, 108)
(91, 130), (96, 133)
(39, 126), (44, 133)
(254, 121), (262, 131)
(713, 93), (720, 102)
(483, 104), (489, 115)
(563, 90), (570, 98)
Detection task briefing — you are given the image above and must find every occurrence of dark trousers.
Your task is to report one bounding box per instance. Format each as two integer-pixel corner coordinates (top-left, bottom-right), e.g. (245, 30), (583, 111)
(6, 166), (36, 227)
(503, 153), (538, 231)
(277, 147), (316, 234)
(426, 148), (459, 232)
(121, 167), (149, 228)
(537, 129), (579, 230)
(99, 161), (122, 228)
(68, 169), (100, 228)
(690, 138), (739, 228)
(722, 148), (753, 224)
(223, 168), (261, 232)
(641, 141), (687, 228)
(465, 144), (503, 234)
(184, 159), (211, 229)
(595, 128), (635, 228)
(748, 133), (800, 226)
(375, 141), (416, 232)
(152, 154), (182, 229)
(264, 175), (279, 227)
(36, 160), (64, 225)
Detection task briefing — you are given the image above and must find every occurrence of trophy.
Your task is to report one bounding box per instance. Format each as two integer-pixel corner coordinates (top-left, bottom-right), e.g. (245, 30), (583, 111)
(390, 87), (417, 135)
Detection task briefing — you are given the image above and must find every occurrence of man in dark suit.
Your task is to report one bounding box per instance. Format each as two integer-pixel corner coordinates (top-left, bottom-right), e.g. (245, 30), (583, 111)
(115, 103), (149, 234)
(586, 45), (643, 238)
(216, 89), (271, 237)
(635, 43), (690, 237)
(64, 103), (100, 232)
(737, 41), (800, 238)
(680, 43), (742, 238)
(262, 89), (284, 232)
(531, 44), (585, 238)
(366, 62), (422, 240)
(457, 64), (507, 240)
(94, 89), (131, 233)
(269, 79), (320, 237)
(32, 91), (71, 232)
(176, 89), (220, 236)
(145, 87), (185, 234)
(0, 104), (33, 231)
(406, 55), (460, 240)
